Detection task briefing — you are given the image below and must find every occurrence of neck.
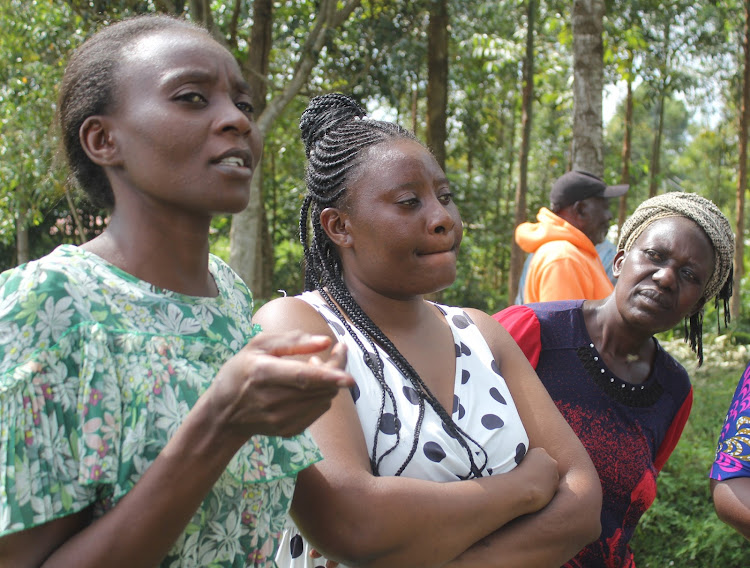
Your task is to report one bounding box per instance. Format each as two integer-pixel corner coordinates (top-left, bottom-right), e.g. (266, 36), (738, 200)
(82, 211), (215, 297)
(583, 296), (654, 361)
(337, 276), (436, 336)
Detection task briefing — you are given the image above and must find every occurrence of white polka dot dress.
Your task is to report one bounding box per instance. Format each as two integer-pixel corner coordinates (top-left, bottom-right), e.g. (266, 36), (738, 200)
(275, 293), (529, 567)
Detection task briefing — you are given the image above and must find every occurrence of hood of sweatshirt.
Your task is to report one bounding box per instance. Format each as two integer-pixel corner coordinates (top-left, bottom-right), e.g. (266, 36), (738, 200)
(514, 207), (598, 256)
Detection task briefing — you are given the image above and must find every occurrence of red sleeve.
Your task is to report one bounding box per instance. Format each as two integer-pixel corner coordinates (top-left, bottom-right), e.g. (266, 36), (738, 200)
(492, 305), (542, 369)
(653, 386), (693, 472)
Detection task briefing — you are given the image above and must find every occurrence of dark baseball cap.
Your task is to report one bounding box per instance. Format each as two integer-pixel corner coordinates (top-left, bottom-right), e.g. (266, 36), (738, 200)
(549, 170), (629, 209)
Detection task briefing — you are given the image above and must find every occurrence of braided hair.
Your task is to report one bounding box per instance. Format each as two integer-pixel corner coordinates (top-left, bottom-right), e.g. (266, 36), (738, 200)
(299, 93), (487, 477)
(617, 192), (735, 366)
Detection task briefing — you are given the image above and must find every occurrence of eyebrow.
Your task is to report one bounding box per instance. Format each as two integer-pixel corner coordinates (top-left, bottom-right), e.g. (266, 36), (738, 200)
(161, 68), (251, 94)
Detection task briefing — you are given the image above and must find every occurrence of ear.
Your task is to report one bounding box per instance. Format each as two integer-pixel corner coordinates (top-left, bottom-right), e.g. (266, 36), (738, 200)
(80, 116), (121, 167)
(319, 207), (353, 248)
(571, 199), (586, 216)
(611, 250), (626, 279)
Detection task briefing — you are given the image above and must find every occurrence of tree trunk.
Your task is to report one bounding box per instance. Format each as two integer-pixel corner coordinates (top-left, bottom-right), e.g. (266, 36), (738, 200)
(426, 0), (449, 170)
(509, 0), (535, 304)
(732, 0), (750, 320)
(648, 21), (670, 199)
(411, 85), (419, 135)
(189, 0), (214, 30)
(228, 0), (362, 300)
(647, 87), (666, 198)
(571, 0), (604, 176)
(229, 0), (273, 298)
(15, 194), (29, 266)
(617, 60), (634, 242)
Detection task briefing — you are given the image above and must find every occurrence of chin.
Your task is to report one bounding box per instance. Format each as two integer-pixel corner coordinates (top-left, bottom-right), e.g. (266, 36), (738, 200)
(214, 195), (251, 215)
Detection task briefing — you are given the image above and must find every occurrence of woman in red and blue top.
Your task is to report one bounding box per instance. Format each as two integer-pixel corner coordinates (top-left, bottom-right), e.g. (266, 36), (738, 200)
(496, 192), (734, 567)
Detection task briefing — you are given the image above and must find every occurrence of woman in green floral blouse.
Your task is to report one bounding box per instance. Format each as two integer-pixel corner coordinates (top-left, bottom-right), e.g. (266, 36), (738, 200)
(0, 14), (353, 568)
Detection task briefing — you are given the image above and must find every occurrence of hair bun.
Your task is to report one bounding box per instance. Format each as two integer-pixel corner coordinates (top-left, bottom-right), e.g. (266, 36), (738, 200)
(299, 93), (366, 157)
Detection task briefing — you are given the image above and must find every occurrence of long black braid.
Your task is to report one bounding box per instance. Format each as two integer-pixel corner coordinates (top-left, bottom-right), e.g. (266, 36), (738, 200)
(299, 93), (488, 478)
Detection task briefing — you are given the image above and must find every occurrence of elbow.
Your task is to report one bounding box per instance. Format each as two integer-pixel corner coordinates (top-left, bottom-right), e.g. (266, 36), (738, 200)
(582, 477), (604, 543)
(579, 510), (603, 546)
(308, 521), (399, 568)
(566, 474), (603, 551)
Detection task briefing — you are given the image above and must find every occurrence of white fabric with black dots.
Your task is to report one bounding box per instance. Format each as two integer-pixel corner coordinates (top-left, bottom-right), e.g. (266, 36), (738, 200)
(275, 293), (529, 567)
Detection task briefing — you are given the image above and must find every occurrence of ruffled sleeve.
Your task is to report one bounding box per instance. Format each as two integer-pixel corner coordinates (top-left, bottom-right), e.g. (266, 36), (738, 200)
(0, 261), (122, 535)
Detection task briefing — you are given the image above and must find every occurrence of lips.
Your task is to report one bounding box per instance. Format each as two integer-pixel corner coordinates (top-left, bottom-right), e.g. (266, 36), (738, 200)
(636, 288), (672, 310)
(212, 148), (253, 169)
(417, 243), (456, 256)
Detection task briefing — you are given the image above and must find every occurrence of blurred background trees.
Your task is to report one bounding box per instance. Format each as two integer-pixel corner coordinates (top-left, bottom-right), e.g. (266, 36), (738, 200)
(3, 0), (750, 561)
(1, 0), (748, 316)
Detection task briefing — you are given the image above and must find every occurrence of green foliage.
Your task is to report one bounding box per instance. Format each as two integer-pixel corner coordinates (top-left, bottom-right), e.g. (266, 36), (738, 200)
(3, 0), (750, 326)
(631, 337), (749, 565)
(0, 0), (82, 260)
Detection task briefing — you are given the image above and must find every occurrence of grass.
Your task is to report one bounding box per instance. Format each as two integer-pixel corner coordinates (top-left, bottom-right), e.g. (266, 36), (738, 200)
(630, 334), (750, 565)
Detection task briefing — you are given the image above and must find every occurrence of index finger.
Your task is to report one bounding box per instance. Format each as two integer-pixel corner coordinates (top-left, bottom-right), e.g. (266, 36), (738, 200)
(247, 330), (334, 357)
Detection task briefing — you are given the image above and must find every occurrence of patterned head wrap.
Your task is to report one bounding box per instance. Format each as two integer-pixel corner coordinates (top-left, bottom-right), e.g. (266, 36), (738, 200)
(617, 192), (734, 303)
(617, 192), (735, 366)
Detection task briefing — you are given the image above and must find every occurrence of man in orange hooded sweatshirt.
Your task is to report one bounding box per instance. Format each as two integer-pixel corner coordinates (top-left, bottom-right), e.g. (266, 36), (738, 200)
(516, 170), (628, 303)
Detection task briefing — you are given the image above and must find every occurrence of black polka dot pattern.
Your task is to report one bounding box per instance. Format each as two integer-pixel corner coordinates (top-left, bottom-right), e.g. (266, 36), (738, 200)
(424, 441), (447, 462)
(277, 294), (533, 568)
(325, 317), (346, 336)
(452, 314), (471, 329)
(515, 443), (527, 465)
(452, 394), (466, 419)
(379, 413), (400, 434)
(490, 387), (507, 405)
(442, 421), (458, 438)
(481, 414), (505, 430)
(350, 382), (360, 403)
(403, 386), (421, 405)
(290, 534), (303, 558)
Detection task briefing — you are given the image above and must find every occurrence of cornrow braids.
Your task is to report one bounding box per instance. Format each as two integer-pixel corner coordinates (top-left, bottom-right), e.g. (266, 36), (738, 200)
(299, 93), (488, 477)
(617, 192), (735, 366)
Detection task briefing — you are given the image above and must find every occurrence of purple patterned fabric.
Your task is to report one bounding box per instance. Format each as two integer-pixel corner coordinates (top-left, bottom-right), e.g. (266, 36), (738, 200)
(710, 361), (750, 480)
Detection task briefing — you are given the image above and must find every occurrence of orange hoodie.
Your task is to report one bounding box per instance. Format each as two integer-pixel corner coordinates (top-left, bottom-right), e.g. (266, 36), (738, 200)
(515, 207), (613, 303)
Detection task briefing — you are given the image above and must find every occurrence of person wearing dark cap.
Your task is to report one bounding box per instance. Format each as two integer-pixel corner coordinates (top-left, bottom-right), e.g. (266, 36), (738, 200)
(515, 170), (629, 303)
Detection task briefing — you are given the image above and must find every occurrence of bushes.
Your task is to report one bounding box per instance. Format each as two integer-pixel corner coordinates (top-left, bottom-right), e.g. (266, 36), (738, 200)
(630, 335), (749, 565)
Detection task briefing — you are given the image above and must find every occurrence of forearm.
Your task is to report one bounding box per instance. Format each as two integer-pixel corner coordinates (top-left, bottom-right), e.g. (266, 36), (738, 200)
(41, 396), (245, 568)
(293, 464), (546, 568)
(712, 478), (750, 540)
(446, 465), (601, 568)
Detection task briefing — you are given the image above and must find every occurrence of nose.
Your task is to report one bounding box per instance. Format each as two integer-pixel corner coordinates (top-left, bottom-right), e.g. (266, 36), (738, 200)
(653, 265), (676, 290)
(428, 196), (456, 235)
(217, 97), (253, 137)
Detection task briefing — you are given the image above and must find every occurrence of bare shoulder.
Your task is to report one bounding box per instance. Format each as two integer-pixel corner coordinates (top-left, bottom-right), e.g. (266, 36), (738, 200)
(253, 294), (334, 339)
(463, 307), (513, 346)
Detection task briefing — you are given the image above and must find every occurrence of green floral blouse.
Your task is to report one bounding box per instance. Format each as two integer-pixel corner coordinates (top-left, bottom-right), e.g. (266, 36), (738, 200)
(0, 245), (321, 567)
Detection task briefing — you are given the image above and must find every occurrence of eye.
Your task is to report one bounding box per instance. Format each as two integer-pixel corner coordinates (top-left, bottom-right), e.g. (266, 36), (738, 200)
(680, 268), (700, 284)
(438, 192), (453, 205)
(398, 197), (419, 207)
(644, 249), (663, 262)
(176, 92), (207, 105)
(235, 100), (254, 115)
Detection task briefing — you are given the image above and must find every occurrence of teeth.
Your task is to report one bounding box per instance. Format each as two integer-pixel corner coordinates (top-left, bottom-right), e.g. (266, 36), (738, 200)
(219, 156), (245, 167)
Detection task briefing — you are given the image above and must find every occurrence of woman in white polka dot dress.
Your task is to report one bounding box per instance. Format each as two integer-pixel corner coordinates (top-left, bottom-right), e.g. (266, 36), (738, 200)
(256, 94), (602, 567)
